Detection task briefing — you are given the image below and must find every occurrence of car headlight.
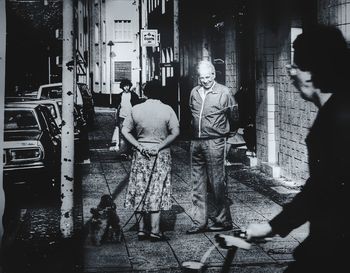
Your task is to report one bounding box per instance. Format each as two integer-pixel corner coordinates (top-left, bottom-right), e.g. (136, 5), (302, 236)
(9, 147), (43, 162)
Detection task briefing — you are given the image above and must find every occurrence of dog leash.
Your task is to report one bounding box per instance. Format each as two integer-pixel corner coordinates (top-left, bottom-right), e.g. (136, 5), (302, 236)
(122, 153), (159, 229)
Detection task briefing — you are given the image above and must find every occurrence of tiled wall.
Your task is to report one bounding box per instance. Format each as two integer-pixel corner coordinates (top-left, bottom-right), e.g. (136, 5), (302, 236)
(255, 0), (350, 182)
(275, 25), (317, 182)
(255, 26), (269, 163)
(224, 15), (238, 95)
(318, 0), (350, 41)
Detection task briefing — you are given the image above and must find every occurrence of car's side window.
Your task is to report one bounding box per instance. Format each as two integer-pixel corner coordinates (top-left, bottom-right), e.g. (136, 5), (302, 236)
(37, 110), (50, 133)
(43, 108), (60, 136)
(4, 110), (40, 130)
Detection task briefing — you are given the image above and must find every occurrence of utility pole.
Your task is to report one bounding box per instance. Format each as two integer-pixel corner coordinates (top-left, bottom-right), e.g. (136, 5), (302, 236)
(138, 0), (144, 96)
(107, 40), (114, 106)
(173, 0), (180, 120)
(0, 0), (6, 264)
(61, 0), (75, 238)
(47, 46), (51, 84)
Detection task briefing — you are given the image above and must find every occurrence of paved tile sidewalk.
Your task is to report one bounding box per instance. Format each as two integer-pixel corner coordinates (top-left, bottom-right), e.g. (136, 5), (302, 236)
(81, 111), (308, 273)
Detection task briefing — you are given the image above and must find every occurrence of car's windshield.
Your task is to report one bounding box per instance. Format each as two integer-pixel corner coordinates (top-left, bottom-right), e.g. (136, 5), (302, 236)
(5, 109), (40, 130)
(41, 85), (83, 105)
(40, 86), (63, 99)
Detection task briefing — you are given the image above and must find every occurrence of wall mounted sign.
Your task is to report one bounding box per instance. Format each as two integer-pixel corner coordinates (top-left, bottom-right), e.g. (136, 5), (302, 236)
(141, 29), (159, 47)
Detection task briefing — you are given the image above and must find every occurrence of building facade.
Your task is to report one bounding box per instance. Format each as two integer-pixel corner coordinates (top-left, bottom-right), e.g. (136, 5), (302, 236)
(144, 0), (350, 184)
(89, 0), (141, 95)
(6, 0), (350, 184)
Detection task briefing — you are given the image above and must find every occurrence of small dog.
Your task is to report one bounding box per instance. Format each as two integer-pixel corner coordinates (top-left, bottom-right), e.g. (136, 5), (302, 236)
(90, 194), (121, 246)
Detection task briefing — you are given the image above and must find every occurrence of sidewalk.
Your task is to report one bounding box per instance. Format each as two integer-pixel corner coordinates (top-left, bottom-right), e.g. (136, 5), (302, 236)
(81, 108), (308, 273)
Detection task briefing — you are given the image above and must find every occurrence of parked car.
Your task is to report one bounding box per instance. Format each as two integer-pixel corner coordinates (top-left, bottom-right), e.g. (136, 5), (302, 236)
(6, 97), (88, 152)
(36, 82), (95, 127)
(3, 103), (61, 192)
(6, 97), (62, 128)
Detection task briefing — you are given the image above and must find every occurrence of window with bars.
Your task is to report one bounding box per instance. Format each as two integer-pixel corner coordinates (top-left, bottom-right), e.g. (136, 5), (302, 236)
(114, 61), (132, 82)
(114, 20), (132, 42)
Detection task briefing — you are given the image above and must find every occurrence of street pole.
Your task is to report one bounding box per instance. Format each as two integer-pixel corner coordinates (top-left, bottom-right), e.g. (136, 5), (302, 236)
(61, 0), (75, 238)
(173, 0), (180, 121)
(48, 56), (51, 84)
(0, 0), (7, 264)
(107, 40), (114, 106)
(47, 45), (51, 84)
(138, 0), (143, 96)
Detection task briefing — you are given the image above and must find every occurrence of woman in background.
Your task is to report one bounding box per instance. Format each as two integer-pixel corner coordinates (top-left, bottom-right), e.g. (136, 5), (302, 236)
(115, 79), (140, 159)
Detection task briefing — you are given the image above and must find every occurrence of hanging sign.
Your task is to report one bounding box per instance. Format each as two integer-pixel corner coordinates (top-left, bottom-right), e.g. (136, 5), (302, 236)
(141, 29), (159, 47)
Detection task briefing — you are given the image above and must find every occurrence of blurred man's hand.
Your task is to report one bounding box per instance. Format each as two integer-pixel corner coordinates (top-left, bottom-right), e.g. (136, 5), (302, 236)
(215, 234), (251, 250)
(246, 223), (273, 241)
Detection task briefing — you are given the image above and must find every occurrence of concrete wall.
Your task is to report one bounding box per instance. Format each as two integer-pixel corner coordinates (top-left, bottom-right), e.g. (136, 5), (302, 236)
(224, 14), (238, 95)
(253, 1), (316, 181)
(274, 24), (316, 182)
(76, 0), (90, 85)
(254, 12), (269, 166)
(90, 0), (102, 93)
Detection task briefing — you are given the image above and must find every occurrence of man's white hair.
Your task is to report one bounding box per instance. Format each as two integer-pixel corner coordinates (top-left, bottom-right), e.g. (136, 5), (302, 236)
(196, 60), (215, 75)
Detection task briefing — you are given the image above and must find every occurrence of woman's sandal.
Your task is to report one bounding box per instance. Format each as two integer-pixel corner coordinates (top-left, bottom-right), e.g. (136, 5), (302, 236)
(137, 231), (149, 241)
(150, 232), (169, 242)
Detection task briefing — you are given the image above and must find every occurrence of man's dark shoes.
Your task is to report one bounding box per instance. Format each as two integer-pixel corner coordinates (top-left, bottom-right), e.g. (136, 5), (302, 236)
(207, 223), (233, 232)
(186, 226), (207, 234)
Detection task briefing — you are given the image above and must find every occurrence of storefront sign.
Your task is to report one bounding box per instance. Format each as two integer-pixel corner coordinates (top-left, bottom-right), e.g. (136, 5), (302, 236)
(141, 29), (159, 47)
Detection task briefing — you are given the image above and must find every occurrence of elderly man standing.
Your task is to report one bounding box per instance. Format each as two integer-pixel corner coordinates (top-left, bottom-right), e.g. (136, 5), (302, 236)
(187, 60), (239, 234)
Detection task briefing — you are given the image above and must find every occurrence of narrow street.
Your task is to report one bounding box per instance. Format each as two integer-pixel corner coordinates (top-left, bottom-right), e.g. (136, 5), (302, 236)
(81, 108), (308, 273)
(1, 107), (308, 273)
(2, 1), (349, 273)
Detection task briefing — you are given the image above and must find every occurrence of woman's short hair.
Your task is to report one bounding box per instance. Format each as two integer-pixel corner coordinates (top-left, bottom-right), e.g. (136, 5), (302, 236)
(293, 25), (350, 93)
(143, 79), (162, 99)
(120, 79), (132, 90)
